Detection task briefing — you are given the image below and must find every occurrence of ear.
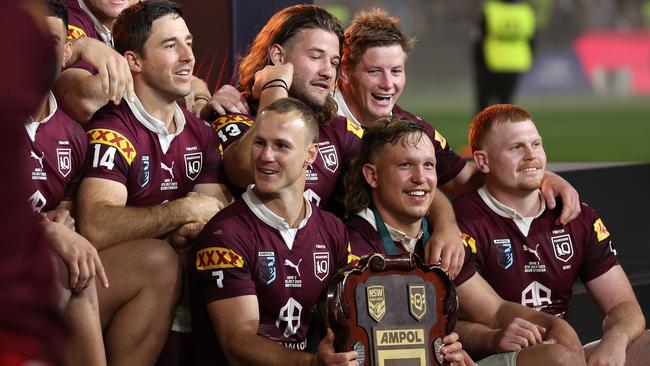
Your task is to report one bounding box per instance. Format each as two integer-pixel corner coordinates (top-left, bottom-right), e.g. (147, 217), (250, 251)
(304, 143), (318, 166)
(63, 41), (73, 67)
(124, 50), (142, 73)
(269, 43), (285, 65)
(339, 63), (350, 84)
(473, 150), (490, 173)
(362, 163), (378, 189)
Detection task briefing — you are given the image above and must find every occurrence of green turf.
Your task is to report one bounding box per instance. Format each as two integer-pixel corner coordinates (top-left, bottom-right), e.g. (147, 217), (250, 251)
(398, 94), (650, 162)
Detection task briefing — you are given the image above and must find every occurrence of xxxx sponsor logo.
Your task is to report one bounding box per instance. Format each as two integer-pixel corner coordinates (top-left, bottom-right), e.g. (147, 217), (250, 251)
(593, 218), (610, 242)
(67, 25), (87, 40)
(195, 246), (244, 270)
(460, 232), (477, 254)
(346, 119), (364, 139)
(87, 128), (136, 164)
(212, 114), (254, 131)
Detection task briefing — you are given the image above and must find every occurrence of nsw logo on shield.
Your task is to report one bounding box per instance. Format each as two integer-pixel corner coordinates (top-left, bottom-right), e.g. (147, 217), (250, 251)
(184, 152), (203, 181)
(366, 285), (386, 322)
(258, 251), (276, 285)
(493, 238), (514, 269)
(56, 148), (71, 177)
(409, 284), (427, 320)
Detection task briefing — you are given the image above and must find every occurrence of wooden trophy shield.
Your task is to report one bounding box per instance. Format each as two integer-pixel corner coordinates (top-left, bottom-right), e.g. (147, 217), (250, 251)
(325, 253), (458, 366)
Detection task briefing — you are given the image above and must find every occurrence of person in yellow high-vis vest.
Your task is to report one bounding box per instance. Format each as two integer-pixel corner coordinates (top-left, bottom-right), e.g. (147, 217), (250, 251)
(472, 0), (535, 113)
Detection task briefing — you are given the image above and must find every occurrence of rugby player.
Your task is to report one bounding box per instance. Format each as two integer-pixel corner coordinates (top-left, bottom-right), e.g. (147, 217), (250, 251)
(336, 7), (581, 259)
(55, 0), (210, 123)
(76, 2), (231, 364)
(345, 115), (587, 366)
(26, 1), (108, 364)
(200, 4), (466, 277)
(191, 98), (356, 366)
(0, 0), (64, 363)
(454, 103), (650, 365)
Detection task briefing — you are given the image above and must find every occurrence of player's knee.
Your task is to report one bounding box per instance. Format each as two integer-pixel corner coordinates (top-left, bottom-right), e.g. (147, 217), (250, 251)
(543, 343), (585, 366)
(136, 239), (181, 292)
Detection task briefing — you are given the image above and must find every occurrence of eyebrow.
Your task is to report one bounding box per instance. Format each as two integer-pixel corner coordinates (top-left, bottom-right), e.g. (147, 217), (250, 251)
(160, 34), (193, 44)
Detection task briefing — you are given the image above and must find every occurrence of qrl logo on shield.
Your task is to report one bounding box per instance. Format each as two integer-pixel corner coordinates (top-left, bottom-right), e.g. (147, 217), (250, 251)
(313, 252), (330, 281)
(551, 234), (574, 263)
(56, 148), (71, 177)
(318, 144), (338, 173)
(184, 152), (203, 181)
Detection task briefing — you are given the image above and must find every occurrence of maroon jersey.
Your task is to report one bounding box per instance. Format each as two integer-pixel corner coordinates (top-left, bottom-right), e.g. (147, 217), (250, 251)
(191, 189), (349, 365)
(0, 3), (64, 362)
(65, 0), (107, 43)
(346, 211), (477, 287)
(65, 0), (109, 72)
(212, 113), (363, 208)
(391, 105), (466, 186)
(84, 99), (224, 206)
(25, 95), (88, 212)
(453, 189), (619, 319)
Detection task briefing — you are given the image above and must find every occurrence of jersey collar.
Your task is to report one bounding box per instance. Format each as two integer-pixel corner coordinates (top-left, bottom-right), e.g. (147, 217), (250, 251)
(25, 92), (58, 142)
(242, 185), (313, 250)
(478, 186), (546, 236)
(125, 95), (186, 154)
(356, 207), (424, 253)
(78, 0), (113, 46)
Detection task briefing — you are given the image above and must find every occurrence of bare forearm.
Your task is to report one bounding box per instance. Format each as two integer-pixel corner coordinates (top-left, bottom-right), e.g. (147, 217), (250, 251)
(53, 71), (108, 124)
(600, 301), (645, 348)
(222, 333), (313, 366)
(223, 131), (256, 188)
(79, 199), (187, 249)
(428, 193), (457, 229)
(455, 320), (499, 358)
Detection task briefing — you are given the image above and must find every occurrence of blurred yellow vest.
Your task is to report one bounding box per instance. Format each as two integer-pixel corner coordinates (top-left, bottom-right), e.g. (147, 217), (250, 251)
(483, 0), (535, 72)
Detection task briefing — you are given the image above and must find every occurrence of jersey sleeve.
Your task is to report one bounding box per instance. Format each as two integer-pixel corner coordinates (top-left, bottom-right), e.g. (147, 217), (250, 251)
(63, 123), (89, 200)
(577, 205), (619, 283)
(84, 124), (135, 185)
(193, 216), (257, 304)
(211, 113), (255, 154)
(418, 120), (466, 186)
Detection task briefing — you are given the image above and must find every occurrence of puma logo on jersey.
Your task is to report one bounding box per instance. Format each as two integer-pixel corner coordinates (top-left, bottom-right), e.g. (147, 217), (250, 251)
(30, 150), (44, 169)
(523, 243), (541, 261)
(161, 161), (174, 179)
(284, 258), (302, 276)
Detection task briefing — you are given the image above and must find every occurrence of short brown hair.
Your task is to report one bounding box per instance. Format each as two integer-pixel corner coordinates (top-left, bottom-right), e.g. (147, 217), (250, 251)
(344, 115), (427, 215)
(259, 97), (319, 144)
(342, 8), (415, 68)
(469, 104), (533, 152)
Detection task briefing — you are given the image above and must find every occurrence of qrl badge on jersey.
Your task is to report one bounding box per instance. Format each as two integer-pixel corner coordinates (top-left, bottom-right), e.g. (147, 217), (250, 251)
(318, 144), (339, 173)
(493, 238), (514, 269)
(56, 148), (72, 177)
(551, 234), (574, 262)
(313, 252), (330, 281)
(258, 251), (277, 285)
(184, 152), (202, 181)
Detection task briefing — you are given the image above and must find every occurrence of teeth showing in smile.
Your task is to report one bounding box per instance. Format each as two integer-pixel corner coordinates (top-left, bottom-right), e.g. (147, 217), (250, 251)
(260, 168), (277, 175)
(372, 94), (391, 102)
(177, 70), (190, 76)
(520, 167), (538, 172)
(407, 191), (426, 197)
